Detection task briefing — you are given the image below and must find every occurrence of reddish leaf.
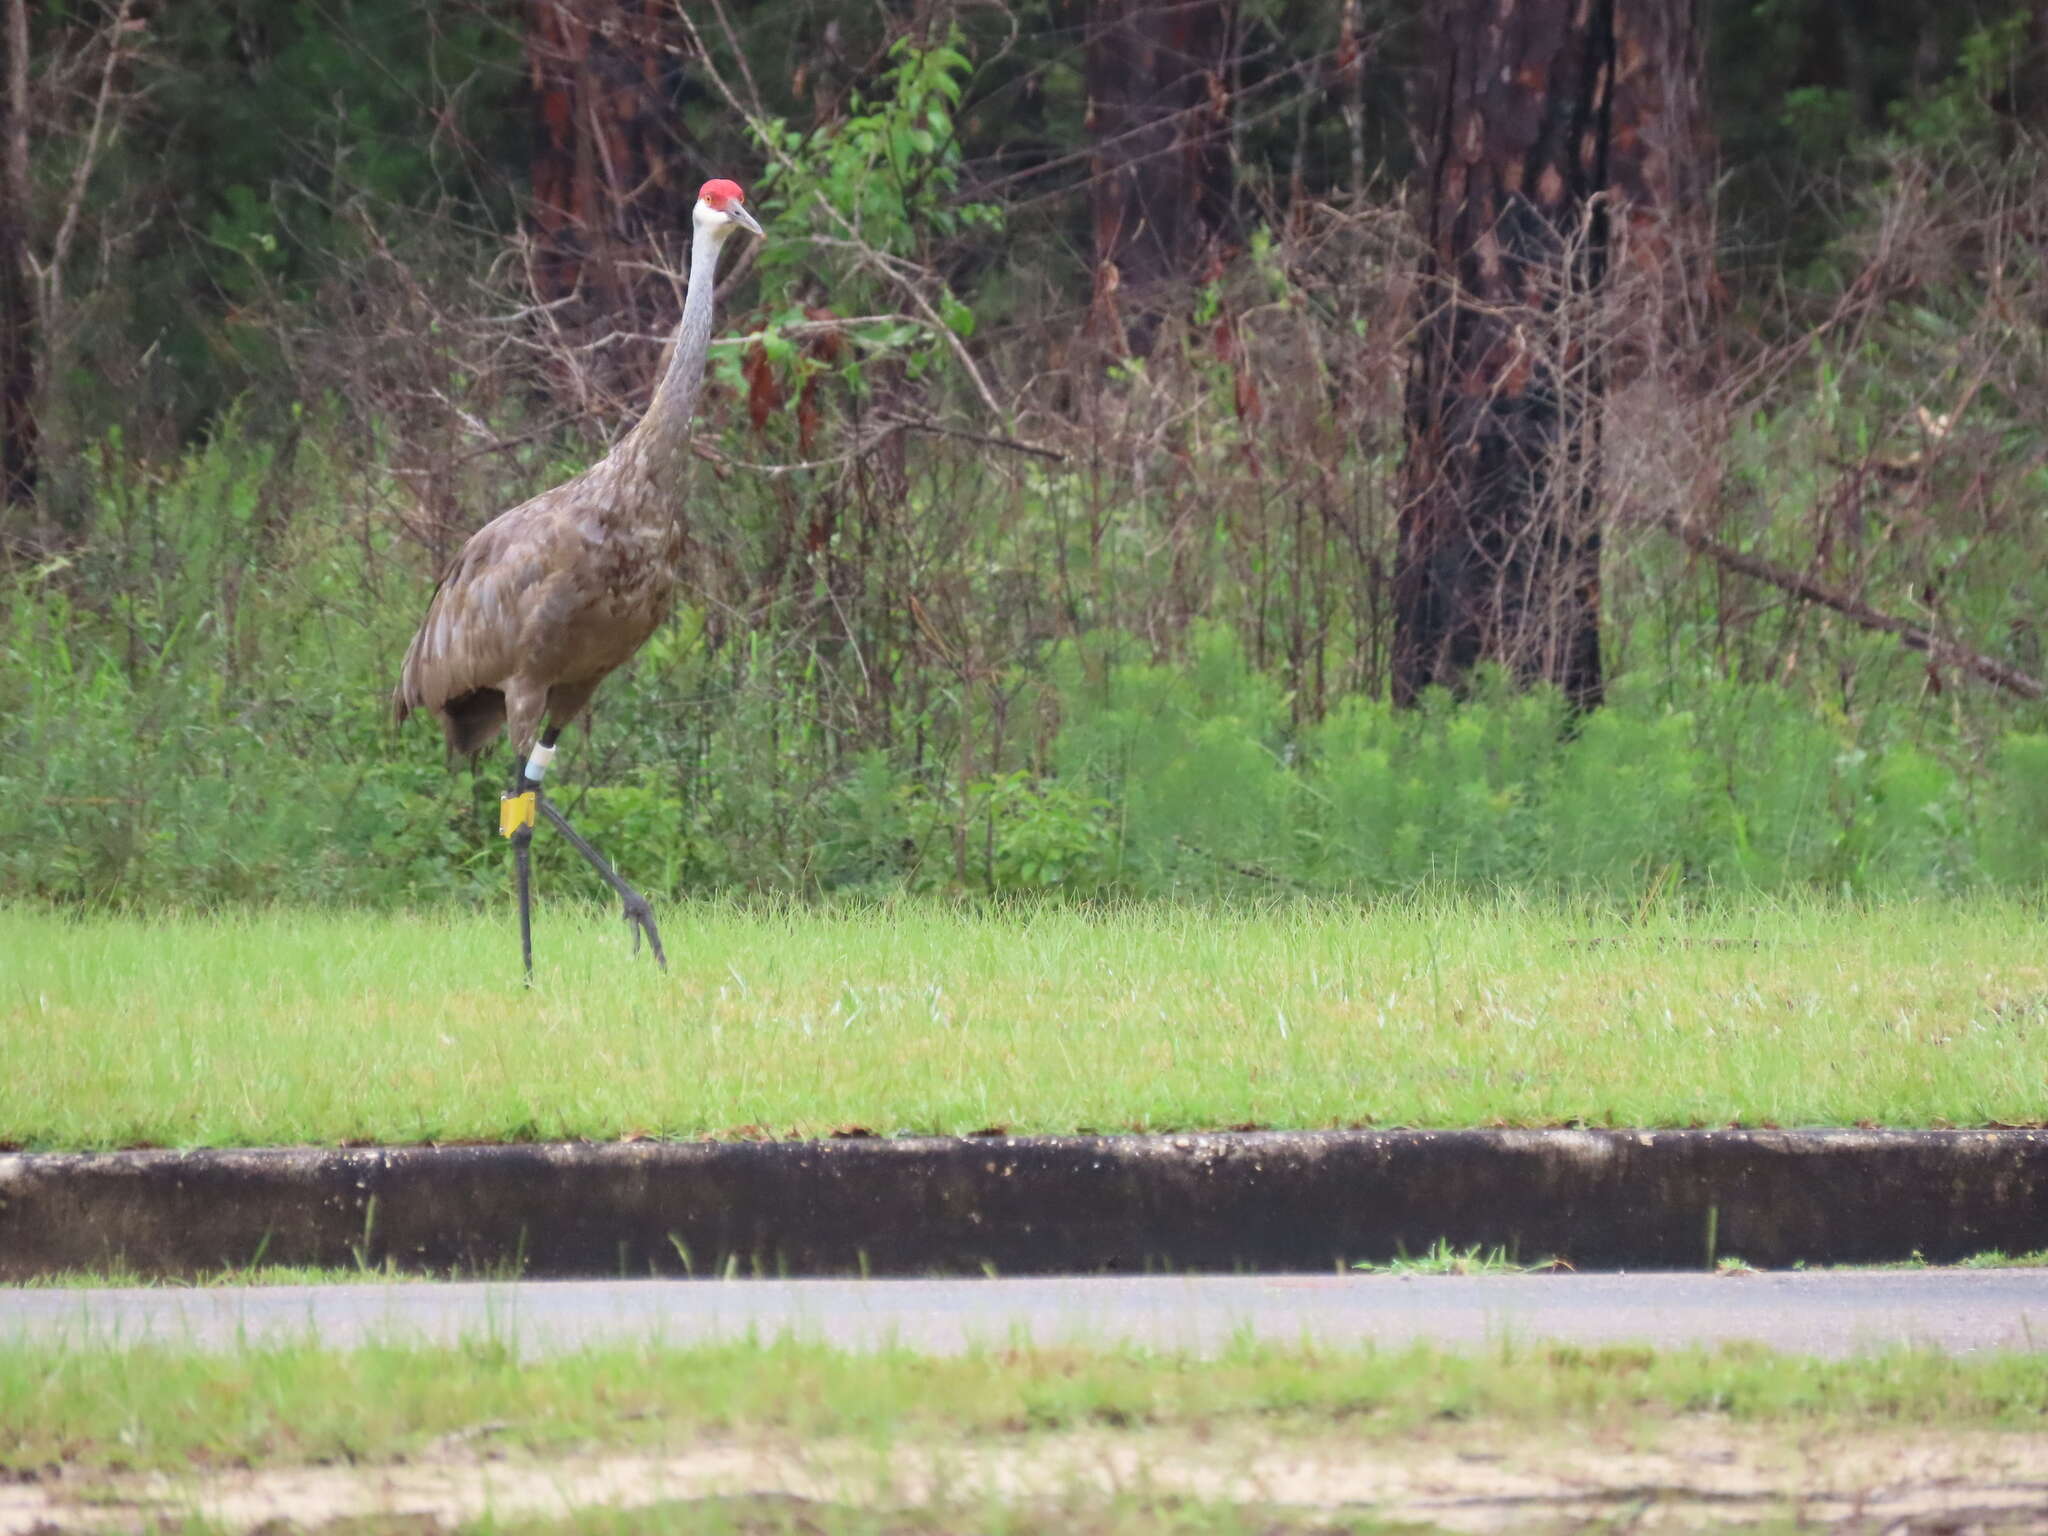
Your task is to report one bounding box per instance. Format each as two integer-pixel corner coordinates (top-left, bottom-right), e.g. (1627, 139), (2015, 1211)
(743, 343), (783, 433)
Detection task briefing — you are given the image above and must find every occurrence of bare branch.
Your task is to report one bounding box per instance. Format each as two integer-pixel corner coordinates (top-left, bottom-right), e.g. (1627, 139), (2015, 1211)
(35, 0), (137, 318)
(1658, 512), (2046, 702)
(875, 409), (1067, 464)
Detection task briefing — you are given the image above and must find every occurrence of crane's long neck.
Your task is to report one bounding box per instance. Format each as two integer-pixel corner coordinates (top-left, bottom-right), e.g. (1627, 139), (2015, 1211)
(616, 217), (724, 484)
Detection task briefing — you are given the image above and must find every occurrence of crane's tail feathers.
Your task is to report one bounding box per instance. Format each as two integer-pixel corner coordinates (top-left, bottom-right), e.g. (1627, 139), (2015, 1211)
(393, 680), (507, 761)
(440, 687), (509, 759)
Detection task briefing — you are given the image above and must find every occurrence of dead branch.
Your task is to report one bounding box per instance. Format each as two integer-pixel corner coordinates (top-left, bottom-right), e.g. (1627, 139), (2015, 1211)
(1658, 512), (2046, 702)
(874, 409), (1067, 464)
(31, 0), (138, 320)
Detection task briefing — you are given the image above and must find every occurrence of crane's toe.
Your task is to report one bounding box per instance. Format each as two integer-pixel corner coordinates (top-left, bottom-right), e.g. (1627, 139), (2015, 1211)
(620, 890), (667, 969)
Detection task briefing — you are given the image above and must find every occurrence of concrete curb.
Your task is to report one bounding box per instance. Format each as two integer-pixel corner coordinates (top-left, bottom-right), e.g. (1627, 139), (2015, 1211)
(3, 1130), (2046, 1279)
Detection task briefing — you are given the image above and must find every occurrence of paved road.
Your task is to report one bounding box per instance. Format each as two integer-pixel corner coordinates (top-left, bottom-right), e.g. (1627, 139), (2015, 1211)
(4, 1271), (2044, 1357)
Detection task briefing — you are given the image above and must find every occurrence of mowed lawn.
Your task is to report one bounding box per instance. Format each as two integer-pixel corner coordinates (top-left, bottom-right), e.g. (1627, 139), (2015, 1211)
(7, 1337), (2048, 1477)
(4, 897), (2044, 1148)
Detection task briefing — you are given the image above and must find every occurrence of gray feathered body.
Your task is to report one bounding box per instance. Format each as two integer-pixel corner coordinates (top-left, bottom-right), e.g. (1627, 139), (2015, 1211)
(394, 216), (727, 757)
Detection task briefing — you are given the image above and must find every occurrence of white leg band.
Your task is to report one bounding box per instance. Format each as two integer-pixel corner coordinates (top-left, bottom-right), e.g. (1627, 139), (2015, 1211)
(525, 743), (557, 783)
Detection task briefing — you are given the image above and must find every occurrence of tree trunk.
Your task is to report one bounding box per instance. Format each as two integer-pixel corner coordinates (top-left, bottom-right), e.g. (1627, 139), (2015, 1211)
(525, 0), (697, 398)
(2029, 0), (2048, 130)
(1606, 0), (1715, 376)
(1084, 0), (1234, 358)
(1393, 0), (1706, 710)
(1, 0), (34, 509)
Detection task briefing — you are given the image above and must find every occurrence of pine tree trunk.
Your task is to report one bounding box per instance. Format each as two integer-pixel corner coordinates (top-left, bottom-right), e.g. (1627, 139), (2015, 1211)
(1, 0), (34, 508)
(1084, 0), (1234, 357)
(1607, 0), (1715, 376)
(2030, 0), (2048, 129)
(1393, 0), (1706, 709)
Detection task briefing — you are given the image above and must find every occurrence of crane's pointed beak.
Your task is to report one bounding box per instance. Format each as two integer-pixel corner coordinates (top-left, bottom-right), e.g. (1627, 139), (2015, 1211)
(732, 205), (765, 239)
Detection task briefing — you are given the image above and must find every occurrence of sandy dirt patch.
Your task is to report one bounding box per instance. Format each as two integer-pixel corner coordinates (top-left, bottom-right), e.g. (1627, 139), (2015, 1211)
(7, 1423), (2048, 1533)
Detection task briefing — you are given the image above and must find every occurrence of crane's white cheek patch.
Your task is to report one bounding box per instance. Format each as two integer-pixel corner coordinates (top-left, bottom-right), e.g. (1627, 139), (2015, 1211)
(525, 742), (557, 782)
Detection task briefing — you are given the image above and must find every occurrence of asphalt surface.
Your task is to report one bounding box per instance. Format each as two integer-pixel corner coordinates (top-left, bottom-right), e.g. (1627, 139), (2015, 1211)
(4, 1271), (2045, 1357)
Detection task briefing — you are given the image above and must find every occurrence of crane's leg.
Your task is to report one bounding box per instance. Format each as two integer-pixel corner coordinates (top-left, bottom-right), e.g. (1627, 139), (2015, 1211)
(513, 825), (535, 977)
(533, 797), (667, 969)
(501, 762), (541, 981)
(510, 727), (668, 970)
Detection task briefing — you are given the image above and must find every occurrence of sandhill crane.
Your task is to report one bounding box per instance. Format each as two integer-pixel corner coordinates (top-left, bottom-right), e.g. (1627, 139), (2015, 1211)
(395, 178), (764, 976)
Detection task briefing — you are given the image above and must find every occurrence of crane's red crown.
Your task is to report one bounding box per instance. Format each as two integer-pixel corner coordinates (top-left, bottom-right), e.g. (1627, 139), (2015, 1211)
(699, 179), (746, 210)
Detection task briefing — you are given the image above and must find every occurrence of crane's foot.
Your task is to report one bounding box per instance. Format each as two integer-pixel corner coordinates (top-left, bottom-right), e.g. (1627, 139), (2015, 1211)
(533, 792), (669, 972)
(618, 888), (668, 969)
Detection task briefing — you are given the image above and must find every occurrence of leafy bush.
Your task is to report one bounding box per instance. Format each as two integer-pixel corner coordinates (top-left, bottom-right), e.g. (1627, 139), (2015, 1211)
(1979, 734), (2048, 888)
(1052, 634), (2023, 900)
(1051, 628), (1296, 893)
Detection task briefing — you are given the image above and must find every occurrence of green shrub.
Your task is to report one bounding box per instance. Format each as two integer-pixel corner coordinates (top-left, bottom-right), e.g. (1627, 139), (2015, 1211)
(1980, 734), (2048, 887)
(1051, 627), (1296, 893)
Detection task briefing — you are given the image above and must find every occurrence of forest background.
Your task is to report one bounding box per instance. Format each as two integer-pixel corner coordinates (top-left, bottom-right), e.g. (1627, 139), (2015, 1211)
(2, 0), (2046, 910)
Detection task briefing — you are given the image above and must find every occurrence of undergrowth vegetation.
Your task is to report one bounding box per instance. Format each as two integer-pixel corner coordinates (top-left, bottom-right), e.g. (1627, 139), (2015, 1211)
(3, 425), (2044, 908)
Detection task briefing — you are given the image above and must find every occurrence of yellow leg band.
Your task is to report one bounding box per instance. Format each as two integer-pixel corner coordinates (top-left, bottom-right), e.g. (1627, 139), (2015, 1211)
(500, 791), (537, 838)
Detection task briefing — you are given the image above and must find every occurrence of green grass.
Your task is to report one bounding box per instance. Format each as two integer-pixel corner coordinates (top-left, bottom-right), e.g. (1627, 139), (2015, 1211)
(4, 895), (2045, 1149)
(19, 1248), (2048, 1288)
(1812, 1248), (2048, 1272)
(1350, 1240), (1537, 1275)
(4, 1336), (2047, 1476)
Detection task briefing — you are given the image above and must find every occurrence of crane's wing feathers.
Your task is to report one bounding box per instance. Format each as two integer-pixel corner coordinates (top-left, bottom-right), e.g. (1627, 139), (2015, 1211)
(393, 496), (562, 728)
